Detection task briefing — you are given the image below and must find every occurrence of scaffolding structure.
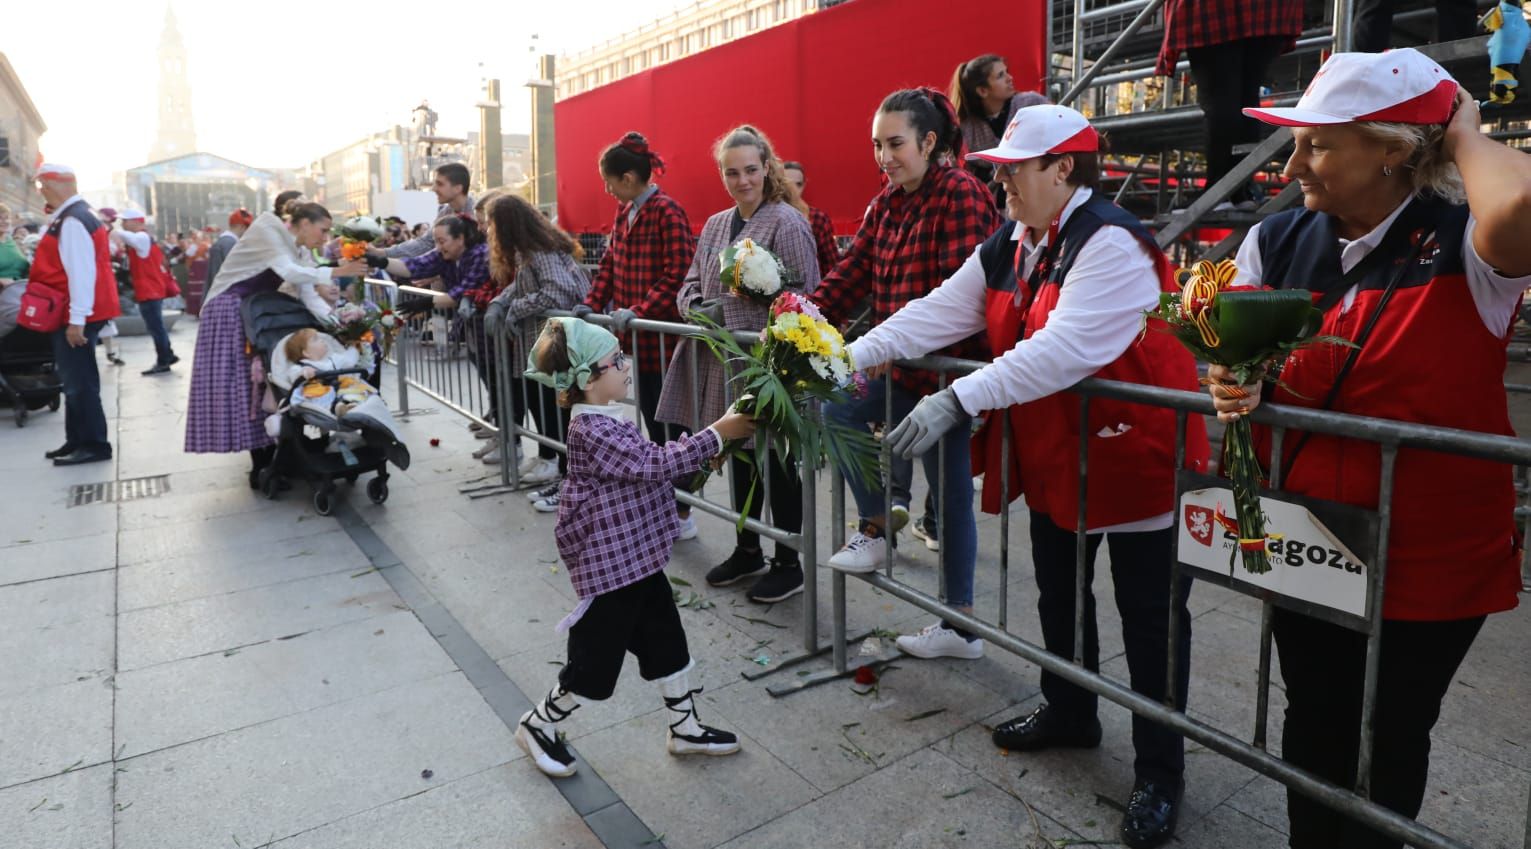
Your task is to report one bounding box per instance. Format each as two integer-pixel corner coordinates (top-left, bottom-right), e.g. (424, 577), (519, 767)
(1049, 0), (1531, 263)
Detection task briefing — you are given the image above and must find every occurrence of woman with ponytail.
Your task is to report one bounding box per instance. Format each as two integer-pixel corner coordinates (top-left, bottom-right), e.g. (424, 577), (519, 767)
(814, 87), (998, 659)
(950, 54), (1049, 205)
(656, 125), (820, 604)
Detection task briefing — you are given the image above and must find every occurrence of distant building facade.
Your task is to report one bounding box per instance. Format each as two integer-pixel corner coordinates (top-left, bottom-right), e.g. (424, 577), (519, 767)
(0, 52), (47, 223)
(556, 0), (838, 99)
(124, 153), (281, 235)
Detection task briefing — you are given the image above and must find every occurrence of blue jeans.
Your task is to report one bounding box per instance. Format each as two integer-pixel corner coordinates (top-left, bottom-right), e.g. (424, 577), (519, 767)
(138, 298), (174, 364)
(826, 377), (977, 607)
(52, 321), (111, 454)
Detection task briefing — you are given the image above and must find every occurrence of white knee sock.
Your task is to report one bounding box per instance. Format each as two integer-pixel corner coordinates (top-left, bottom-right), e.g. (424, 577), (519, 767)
(657, 661), (704, 737)
(528, 685), (579, 734)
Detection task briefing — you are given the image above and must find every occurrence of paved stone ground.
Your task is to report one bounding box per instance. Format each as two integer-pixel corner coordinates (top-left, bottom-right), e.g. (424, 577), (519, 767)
(0, 324), (1527, 849)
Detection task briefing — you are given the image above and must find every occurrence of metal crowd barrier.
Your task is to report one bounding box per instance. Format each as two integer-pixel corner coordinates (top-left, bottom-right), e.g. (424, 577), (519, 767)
(380, 293), (1528, 848)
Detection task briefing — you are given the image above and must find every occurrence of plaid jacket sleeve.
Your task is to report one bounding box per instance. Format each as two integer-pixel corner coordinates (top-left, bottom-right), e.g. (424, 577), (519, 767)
(582, 207), (624, 310)
(633, 197), (695, 321)
(403, 249), (447, 282)
(937, 172), (1001, 282)
(813, 198), (881, 327)
(586, 415), (720, 482)
(810, 207), (840, 283)
(772, 204), (822, 296)
(445, 244), (491, 301)
(502, 251), (591, 322)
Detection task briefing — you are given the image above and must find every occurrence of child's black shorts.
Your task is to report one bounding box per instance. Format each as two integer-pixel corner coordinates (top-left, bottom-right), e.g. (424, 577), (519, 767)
(558, 571), (690, 700)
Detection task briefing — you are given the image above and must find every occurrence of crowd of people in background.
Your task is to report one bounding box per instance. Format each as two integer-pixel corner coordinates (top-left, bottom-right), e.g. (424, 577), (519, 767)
(10, 35), (1528, 849)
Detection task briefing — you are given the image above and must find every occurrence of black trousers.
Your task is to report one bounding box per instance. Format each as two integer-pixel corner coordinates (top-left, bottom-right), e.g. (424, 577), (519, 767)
(1032, 513), (1193, 785)
(466, 315), (498, 424)
(1353, 0), (1478, 53)
(559, 571), (690, 701)
(1273, 608), (1485, 848)
(509, 376), (568, 471)
(636, 369), (690, 512)
(730, 453), (804, 565)
(1187, 37), (1286, 189)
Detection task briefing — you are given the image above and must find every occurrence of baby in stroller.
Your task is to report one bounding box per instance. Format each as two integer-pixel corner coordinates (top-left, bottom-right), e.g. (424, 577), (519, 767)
(282, 328), (374, 419)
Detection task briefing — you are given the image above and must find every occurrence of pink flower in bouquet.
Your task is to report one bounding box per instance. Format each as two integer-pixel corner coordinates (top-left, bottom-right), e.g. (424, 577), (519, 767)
(770, 291), (823, 321)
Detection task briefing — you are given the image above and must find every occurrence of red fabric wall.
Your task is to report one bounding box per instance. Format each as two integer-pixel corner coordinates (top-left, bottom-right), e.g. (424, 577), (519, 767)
(554, 0), (1046, 236)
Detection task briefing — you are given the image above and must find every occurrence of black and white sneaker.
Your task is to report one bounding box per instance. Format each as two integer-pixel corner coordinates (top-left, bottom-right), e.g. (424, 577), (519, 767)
(911, 515), (940, 552)
(526, 481), (561, 502)
(705, 548), (768, 587)
(664, 688), (741, 757)
(516, 711), (577, 777)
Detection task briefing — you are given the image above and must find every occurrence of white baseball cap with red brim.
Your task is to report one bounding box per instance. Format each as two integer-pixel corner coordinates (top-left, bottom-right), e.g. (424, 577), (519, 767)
(1244, 48), (1459, 127)
(967, 104), (1099, 164)
(119, 209), (147, 222)
(36, 163), (75, 181)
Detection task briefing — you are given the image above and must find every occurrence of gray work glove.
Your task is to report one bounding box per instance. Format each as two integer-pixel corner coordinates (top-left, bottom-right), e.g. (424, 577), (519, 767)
(609, 307), (638, 336)
(483, 300), (507, 336)
(687, 298), (727, 328)
(571, 303), (594, 320)
(886, 387), (968, 459)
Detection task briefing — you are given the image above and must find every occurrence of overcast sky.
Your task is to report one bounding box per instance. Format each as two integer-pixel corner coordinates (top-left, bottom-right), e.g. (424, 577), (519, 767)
(6, 0), (696, 190)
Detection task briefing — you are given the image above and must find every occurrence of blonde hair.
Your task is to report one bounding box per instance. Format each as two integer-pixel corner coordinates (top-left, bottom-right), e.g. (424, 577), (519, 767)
(0, 202), (11, 220)
(713, 125), (790, 206)
(1355, 121), (1464, 203)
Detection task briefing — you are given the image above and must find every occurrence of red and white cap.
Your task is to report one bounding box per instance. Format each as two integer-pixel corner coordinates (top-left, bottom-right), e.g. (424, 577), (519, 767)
(118, 209), (147, 222)
(1244, 48), (1458, 127)
(967, 104), (1099, 164)
(36, 163), (75, 181)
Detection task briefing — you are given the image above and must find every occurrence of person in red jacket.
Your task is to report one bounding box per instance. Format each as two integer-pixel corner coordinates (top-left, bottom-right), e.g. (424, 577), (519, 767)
(29, 164), (120, 465)
(1208, 50), (1528, 848)
(850, 105), (1209, 849)
(112, 209), (180, 375)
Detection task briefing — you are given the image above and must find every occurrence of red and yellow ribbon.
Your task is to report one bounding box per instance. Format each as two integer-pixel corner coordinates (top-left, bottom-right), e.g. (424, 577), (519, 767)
(1179, 258), (1238, 348)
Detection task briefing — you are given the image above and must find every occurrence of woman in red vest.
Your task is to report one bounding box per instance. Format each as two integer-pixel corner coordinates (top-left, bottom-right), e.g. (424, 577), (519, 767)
(1208, 49), (1529, 848)
(850, 104), (1209, 849)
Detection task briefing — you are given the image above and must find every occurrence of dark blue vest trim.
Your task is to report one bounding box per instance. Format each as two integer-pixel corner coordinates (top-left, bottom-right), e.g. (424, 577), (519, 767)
(977, 194), (1153, 294)
(1255, 195), (1468, 295)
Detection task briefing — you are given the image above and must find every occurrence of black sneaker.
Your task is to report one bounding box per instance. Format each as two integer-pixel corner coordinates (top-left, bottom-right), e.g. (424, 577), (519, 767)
(746, 559), (803, 603)
(164, 354), (181, 366)
(141, 363), (171, 376)
(706, 548), (768, 587)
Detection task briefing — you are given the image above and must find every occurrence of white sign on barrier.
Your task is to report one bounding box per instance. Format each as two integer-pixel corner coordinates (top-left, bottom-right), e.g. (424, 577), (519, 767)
(1178, 487), (1369, 617)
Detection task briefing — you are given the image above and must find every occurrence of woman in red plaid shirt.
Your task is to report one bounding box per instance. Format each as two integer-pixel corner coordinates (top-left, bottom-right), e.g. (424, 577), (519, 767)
(814, 87), (999, 661)
(575, 133), (699, 526)
(782, 160), (842, 279)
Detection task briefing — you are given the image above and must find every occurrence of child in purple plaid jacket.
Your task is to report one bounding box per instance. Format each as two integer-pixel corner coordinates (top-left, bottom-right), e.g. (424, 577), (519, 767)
(514, 317), (756, 778)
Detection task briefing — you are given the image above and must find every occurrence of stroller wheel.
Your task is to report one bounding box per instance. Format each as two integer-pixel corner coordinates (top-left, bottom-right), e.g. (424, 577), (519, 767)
(367, 477), (389, 505)
(48, 396), (60, 412)
(14, 406), (27, 427)
(313, 487), (335, 516)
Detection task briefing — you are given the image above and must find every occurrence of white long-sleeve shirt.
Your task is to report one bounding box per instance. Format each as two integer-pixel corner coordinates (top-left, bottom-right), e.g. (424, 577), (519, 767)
(1232, 197), (1531, 333)
(847, 187), (1159, 417)
(846, 187), (1170, 533)
(114, 229), (153, 259)
(53, 196), (102, 326)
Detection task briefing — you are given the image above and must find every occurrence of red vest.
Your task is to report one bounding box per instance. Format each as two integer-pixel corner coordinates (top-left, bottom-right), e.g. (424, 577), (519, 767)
(28, 202), (119, 324)
(973, 196), (1209, 529)
(128, 241), (177, 301)
(1256, 197), (1520, 620)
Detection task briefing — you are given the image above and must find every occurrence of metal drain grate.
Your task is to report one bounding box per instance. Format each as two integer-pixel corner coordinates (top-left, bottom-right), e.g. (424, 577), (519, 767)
(69, 475), (171, 507)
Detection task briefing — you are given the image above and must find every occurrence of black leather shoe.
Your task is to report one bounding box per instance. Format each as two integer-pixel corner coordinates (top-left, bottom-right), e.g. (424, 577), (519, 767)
(53, 449), (112, 467)
(45, 443), (77, 460)
(1120, 779), (1182, 849)
(164, 354), (181, 366)
(991, 704), (1103, 752)
(141, 363), (172, 376)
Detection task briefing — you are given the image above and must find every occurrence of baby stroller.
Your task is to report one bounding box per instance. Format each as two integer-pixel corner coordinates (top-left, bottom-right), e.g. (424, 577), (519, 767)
(242, 292), (409, 515)
(0, 326), (62, 427)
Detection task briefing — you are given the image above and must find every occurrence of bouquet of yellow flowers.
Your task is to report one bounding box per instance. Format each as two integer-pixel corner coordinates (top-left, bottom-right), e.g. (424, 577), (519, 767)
(1149, 259), (1348, 573)
(692, 292), (880, 518)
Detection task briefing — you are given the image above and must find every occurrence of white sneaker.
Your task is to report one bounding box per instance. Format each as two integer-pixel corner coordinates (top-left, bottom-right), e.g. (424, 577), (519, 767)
(534, 493), (560, 513)
(526, 482), (560, 502)
(480, 445), (503, 465)
(896, 622), (984, 660)
(520, 457), (560, 485)
(676, 514), (698, 540)
(826, 529), (888, 574)
(472, 438), (499, 460)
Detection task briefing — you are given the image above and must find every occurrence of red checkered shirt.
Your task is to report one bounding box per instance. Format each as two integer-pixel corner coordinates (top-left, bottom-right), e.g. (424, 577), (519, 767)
(813, 164), (998, 396)
(808, 205), (841, 283)
(1156, 0), (1304, 76)
(582, 187), (696, 374)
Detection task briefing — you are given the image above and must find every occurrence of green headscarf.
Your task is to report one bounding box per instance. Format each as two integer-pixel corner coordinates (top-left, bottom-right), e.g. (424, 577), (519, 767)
(525, 317), (620, 392)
